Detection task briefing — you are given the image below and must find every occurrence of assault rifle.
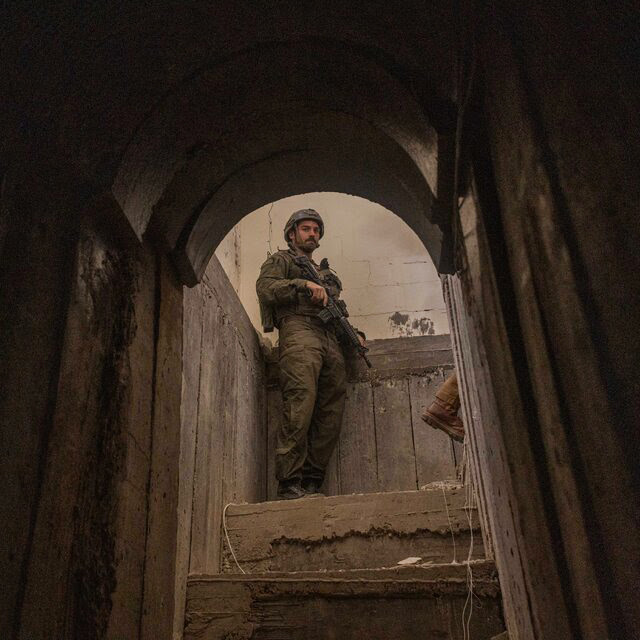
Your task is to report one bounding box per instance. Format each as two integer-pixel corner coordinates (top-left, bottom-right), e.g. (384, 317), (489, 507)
(293, 255), (372, 368)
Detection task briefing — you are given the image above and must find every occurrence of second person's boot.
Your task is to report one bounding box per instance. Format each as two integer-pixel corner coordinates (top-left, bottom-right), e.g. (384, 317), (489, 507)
(421, 398), (465, 442)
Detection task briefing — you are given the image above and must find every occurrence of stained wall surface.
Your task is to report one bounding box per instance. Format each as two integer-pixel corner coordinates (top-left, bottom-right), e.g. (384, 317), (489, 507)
(181, 254), (267, 583)
(0, 183), (183, 640)
(214, 226), (241, 294)
(215, 193), (449, 341)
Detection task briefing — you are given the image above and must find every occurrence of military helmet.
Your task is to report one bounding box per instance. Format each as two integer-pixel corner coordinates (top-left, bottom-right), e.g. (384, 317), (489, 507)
(283, 209), (324, 243)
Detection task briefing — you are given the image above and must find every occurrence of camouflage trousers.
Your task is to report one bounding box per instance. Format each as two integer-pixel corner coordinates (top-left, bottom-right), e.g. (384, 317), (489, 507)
(276, 315), (347, 485)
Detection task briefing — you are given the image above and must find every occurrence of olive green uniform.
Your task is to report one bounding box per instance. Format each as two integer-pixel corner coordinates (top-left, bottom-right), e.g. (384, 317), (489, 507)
(256, 249), (347, 486)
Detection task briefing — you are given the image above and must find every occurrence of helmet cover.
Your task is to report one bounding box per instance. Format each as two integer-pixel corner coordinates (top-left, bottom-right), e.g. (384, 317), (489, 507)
(283, 209), (324, 243)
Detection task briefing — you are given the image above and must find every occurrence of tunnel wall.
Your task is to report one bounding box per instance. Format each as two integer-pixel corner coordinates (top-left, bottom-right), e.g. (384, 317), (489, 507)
(0, 174), (180, 640)
(180, 254), (267, 584)
(0, 174), (94, 639)
(2, 4), (639, 640)
(448, 4), (640, 639)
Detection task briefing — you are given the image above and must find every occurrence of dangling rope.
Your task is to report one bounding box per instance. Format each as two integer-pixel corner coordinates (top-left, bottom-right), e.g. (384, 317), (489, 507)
(461, 440), (476, 640)
(222, 502), (246, 574)
(441, 484), (458, 565)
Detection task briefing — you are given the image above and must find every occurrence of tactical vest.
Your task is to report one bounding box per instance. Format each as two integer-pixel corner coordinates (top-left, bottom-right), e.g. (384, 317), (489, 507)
(260, 250), (343, 332)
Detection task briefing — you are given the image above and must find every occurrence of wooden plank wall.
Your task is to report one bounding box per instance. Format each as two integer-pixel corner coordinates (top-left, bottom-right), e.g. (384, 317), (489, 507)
(442, 273), (495, 559)
(443, 193), (534, 636)
(266, 335), (458, 498)
(182, 256), (267, 577)
(181, 261), (457, 582)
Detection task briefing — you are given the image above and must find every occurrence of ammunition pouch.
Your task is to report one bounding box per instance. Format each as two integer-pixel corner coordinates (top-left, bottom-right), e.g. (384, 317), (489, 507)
(259, 299), (275, 333)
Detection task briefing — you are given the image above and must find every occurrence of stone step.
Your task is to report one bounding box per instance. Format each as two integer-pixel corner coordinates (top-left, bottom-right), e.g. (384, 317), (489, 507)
(222, 487), (483, 573)
(185, 561), (505, 640)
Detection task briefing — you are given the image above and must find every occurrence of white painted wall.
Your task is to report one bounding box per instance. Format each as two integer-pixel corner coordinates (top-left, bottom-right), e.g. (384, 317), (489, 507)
(215, 193), (449, 342)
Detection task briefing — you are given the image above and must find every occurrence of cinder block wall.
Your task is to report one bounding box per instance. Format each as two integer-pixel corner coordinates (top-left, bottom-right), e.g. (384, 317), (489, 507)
(215, 193), (450, 341)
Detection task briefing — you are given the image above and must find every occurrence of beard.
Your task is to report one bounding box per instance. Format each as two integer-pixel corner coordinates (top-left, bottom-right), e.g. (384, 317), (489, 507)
(294, 233), (318, 253)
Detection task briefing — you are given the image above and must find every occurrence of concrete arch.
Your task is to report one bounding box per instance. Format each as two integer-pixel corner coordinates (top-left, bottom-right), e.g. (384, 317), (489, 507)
(168, 110), (441, 284)
(111, 41), (443, 284)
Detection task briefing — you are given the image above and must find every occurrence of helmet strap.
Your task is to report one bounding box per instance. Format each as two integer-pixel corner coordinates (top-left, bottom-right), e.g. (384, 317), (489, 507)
(286, 224), (298, 247)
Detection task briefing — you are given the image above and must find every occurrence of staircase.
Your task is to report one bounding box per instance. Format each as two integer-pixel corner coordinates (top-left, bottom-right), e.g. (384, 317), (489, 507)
(183, 486), (505, 639)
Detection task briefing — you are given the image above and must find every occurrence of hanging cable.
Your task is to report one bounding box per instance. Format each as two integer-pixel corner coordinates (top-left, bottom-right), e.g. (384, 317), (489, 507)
(266, 202), (274, 256)
(441, 484), (458, 565)
(461, 439), (476, 640)
(222, 502), (246, 574)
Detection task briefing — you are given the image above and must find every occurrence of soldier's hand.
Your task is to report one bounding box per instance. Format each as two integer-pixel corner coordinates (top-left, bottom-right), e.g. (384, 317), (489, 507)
(357, 334), (367, 348)
(306, 281), (328, 306)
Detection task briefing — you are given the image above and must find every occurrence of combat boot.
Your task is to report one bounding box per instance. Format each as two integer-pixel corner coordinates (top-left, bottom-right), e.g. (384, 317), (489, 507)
(301, 478), (325, 496)
(421, 398), (465, 443)
(277, 479), (306, 500)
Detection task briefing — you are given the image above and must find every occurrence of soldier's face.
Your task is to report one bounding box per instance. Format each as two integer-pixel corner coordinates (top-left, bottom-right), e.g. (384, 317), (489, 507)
(290, 221), (320, 253)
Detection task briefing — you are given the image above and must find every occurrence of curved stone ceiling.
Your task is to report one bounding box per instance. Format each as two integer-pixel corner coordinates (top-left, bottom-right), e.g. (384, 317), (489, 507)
(112, 41), (445, 284)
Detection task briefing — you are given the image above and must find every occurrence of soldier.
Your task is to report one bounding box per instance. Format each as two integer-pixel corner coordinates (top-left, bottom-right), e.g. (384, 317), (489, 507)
(256, 209), (365, 499)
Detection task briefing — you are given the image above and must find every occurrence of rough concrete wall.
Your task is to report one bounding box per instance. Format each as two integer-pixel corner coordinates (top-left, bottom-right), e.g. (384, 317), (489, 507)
(185, 563), (504, 640)
(265, 335), (459, 498)
(57, 228), (155, 640)
(0, 169), (188, 640)
(216, 193), (449, 341)
(0, 178), (81, 638)
(1, 194), (145, 639)
(222, 489), (483, 574)
(184, 255), (267, 579)
(452, 4), (640, 639)
(141, 254), (185, 640)
(443, 252), (534, 638)
(214, 226), (241, 294)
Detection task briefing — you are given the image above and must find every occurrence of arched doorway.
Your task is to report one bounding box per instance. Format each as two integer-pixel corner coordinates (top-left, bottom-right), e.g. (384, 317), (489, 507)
(110, 40), (449, 284)
(2, 4), (638, 639)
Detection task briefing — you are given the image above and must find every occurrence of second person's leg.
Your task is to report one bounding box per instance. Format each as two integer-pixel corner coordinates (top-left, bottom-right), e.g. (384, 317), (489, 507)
(421, 371), (464, 442)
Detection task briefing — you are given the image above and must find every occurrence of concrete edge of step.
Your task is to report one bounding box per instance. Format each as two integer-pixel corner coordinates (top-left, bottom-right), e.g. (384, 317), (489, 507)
(188, 558), (498, 584)
(185, 561), (502, 600)
(229, 486), (470, 510)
